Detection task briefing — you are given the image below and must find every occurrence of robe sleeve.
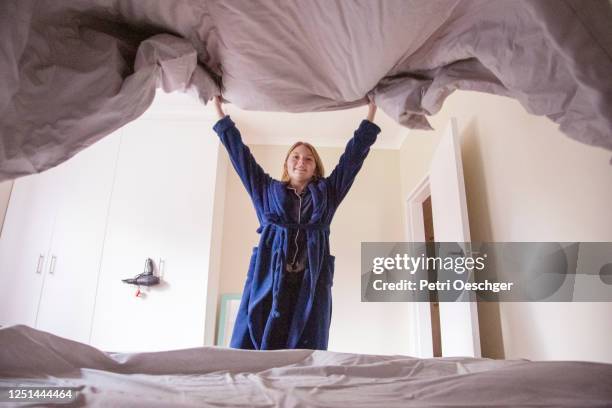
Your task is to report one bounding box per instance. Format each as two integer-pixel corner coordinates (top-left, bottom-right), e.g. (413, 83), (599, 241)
(213, 115), (271, 204)
(327, 119), (381, 207)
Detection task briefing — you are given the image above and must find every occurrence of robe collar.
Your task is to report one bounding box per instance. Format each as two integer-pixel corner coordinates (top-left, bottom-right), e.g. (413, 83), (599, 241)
(273, 179), (325, 224)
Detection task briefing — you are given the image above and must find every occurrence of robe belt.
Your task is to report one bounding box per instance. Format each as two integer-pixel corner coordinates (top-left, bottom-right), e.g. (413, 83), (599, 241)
(258, 221), (330, 233)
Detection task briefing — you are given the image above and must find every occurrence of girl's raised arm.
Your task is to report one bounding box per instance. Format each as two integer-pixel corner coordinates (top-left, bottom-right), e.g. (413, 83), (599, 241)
(212, 96), (271, 203)
(327, 101), (381, 206)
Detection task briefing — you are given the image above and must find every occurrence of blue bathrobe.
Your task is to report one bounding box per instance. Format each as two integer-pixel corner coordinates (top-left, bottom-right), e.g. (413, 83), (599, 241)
(213, 115), (380, 350)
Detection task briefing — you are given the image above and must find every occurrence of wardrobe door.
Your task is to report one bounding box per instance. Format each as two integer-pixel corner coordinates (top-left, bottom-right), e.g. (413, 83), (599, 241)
(35, 133), (120, 343)
(0, 167), (62, 328)
(154, 119), (222, 350)
(90, 118), (219, 352)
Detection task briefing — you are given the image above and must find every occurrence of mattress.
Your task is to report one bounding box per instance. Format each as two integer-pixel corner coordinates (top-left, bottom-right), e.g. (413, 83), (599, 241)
(1, 325), (611, 407)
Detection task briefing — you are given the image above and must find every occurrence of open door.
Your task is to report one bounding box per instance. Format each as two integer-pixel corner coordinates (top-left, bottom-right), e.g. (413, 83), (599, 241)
(407, 118), (481, 358)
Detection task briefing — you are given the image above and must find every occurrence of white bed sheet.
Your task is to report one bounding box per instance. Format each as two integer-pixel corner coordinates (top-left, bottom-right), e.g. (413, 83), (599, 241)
(1, 325), (611, 407)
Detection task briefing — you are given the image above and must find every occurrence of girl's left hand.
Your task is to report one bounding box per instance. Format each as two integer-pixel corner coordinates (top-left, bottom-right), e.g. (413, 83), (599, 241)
(367, 100), (377, 123)
(212, 95), (226, 120)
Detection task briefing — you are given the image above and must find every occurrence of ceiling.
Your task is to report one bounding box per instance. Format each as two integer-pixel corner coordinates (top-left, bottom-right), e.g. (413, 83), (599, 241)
(141, 91), (408, 149)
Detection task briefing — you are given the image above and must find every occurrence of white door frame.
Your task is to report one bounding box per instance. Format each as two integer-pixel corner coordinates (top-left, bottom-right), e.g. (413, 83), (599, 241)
(405, 118), (481, 358)
(406, 174), (434, 357)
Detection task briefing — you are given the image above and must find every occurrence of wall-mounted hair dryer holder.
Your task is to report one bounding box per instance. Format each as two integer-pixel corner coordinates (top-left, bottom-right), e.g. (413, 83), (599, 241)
(122, 258), (160, 287)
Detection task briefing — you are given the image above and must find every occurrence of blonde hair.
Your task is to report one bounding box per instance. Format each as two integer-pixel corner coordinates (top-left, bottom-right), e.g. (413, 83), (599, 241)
(281, 141), (325, 182)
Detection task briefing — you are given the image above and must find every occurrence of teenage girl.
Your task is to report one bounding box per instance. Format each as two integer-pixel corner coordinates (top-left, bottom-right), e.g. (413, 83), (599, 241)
(212, 96), (380, 350)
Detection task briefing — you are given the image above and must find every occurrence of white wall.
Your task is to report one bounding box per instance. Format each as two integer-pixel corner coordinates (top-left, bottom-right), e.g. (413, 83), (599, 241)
(205, 146), (229, 346)
(399, 90), (612, 363)
(217, 140), (412, 355)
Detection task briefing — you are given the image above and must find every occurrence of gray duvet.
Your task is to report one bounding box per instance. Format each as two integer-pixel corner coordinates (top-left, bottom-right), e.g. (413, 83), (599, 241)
(1, 1), (611, 182)
(1, 325), (612, 407)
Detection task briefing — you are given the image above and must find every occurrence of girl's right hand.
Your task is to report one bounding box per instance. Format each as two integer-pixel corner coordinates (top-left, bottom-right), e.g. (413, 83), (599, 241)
(212, 95), (226, 120)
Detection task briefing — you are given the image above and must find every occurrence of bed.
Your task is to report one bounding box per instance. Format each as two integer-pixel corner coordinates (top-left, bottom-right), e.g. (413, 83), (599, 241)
(1, 325), (611, 407)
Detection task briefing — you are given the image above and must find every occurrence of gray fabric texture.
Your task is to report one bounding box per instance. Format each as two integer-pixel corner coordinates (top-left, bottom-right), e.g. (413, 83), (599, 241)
(1, 325), (612, 407)
(1, 0), (611, 181)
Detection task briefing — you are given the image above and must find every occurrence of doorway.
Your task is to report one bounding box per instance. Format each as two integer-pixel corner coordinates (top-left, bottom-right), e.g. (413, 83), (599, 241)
(422, 196), (442, 357)
(405, 118), (481, 358)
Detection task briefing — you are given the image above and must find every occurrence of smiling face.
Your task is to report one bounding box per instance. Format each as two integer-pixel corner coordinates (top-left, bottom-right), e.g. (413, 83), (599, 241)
(286, 144), (317, 183)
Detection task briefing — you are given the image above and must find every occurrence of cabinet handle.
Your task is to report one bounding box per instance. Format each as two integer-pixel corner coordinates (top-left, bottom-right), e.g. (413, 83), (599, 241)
(36, 254), (45, 274)
(159, 258), (165, 277)
(49, 255), (57, 275)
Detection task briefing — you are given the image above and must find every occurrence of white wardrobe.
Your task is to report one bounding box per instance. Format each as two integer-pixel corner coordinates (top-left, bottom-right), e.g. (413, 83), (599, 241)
(0, 95), (225, 352)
